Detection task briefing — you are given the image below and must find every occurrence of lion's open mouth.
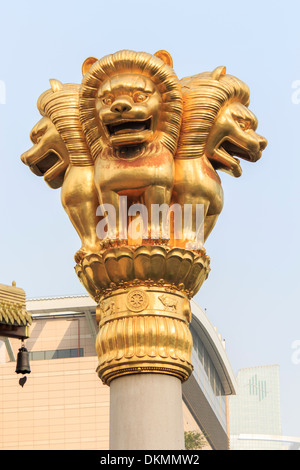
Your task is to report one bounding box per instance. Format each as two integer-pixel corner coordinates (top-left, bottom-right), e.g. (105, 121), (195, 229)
(106, 118), (152, 137)
(34, 152), (61, 175)
(221, 140), (251, 161)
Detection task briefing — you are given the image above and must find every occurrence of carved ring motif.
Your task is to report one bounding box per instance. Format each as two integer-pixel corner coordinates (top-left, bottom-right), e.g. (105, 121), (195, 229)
(126, 289), (149, 312)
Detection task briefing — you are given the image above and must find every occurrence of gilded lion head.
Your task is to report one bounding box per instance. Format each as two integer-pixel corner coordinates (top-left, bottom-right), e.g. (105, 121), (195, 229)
(175, 67), (267, 177)
(79, 50), (183, 160)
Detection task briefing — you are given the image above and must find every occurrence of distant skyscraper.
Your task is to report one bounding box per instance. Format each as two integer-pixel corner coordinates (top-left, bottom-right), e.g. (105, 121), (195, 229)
(229, 365), (283, 450)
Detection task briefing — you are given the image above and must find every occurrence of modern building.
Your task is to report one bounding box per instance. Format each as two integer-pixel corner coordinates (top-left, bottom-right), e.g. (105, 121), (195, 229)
(183, 300), (236, 449)
(0, 294), (237, 450)
(229, 365), (284, 450)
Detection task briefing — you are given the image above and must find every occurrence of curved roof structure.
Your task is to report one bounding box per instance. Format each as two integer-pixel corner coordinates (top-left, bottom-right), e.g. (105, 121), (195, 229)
(190, 300), (237, 396)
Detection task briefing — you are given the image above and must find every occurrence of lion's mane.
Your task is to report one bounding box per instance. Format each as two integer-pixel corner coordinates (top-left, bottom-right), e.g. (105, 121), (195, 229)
(176, 70), (250, 159)
(37, 81), (92, 166)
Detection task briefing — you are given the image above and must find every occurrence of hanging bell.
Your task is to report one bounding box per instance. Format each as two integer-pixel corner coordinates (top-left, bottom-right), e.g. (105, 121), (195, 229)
(15, 345), (31, 374)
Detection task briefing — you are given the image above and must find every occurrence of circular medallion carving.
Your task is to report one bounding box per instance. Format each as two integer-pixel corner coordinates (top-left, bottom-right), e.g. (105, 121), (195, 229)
(126, 289), (149, 312)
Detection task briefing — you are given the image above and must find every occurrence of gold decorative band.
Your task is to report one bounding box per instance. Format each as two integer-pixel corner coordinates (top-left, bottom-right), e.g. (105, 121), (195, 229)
(95, 287), (193, 385)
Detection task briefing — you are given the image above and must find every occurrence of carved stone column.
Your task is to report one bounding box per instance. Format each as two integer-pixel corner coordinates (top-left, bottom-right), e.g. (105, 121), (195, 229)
(75, 244), (210, 449)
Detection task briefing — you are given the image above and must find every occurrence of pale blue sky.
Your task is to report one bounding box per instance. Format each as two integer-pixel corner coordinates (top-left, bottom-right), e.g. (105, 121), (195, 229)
(0, 0), (300, 437)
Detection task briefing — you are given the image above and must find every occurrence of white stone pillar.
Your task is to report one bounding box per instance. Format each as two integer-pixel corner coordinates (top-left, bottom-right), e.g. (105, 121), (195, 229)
(109, 373), (185, 450)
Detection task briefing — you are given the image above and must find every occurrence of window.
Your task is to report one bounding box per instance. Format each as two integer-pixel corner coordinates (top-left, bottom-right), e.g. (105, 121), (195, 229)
(29, 348), (84, 361)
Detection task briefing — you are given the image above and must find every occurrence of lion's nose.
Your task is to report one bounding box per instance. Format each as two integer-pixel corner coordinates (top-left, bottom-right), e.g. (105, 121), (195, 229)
(110, 99), (132, 114)
(259, 136), (268, 151)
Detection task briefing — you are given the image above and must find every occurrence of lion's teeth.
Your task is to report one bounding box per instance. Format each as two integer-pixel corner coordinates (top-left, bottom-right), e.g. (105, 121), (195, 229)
(114, 126), (145, 135)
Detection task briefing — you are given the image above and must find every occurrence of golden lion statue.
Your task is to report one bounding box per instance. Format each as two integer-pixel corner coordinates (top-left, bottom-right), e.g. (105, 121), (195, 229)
(173, 66), (267, 244)
(21, 79), (101, 260)
(21, 49), (267, 258)
(79, 49), (183, 243)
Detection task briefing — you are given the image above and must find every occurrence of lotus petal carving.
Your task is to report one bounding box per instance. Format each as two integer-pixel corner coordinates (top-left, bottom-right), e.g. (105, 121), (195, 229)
(75, 244), (210, 301)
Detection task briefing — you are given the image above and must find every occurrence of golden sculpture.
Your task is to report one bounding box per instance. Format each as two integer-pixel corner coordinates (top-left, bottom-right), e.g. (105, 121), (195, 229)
(21, 49), (267, 385)
(79, 50), (182, 246)
(174, 67), (267, 242)
(21, 80), (100, 260)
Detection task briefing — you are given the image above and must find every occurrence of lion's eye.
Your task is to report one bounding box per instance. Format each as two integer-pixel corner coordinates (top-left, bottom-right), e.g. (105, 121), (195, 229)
(32, 131), (43, 144)
(102, 96), (114, 106)
(237, 119), (250, 130)
(134, 92), (149, 103)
